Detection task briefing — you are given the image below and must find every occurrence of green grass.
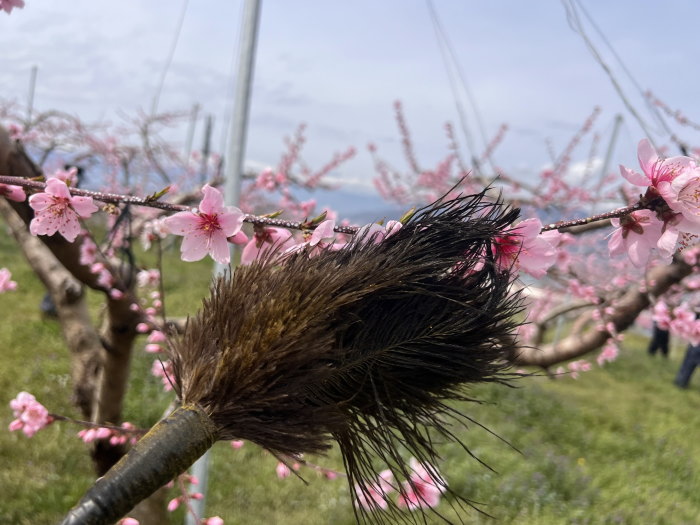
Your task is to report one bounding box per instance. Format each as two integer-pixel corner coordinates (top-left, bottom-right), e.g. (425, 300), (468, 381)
(1, 229), (700, 524)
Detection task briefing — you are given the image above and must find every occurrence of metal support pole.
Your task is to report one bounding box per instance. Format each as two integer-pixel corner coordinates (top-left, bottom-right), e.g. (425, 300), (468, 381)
(26, 65), (38, 125)
(186, 1), (261, 523)
(184, 103), (200, 162)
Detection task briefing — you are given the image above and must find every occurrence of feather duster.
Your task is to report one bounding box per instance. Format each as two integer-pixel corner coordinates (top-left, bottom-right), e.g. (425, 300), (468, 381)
(60, 190), (523, 524)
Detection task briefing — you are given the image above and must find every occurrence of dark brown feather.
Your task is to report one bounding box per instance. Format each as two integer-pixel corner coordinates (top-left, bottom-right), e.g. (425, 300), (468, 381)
(169, 190), (523, 522)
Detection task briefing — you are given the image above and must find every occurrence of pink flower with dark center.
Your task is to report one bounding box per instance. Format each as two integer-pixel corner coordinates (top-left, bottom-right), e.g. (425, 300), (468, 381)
(608, 210), (663, 266)
(0, 268), (17, 292)
(619, 138), (693, 191)
(9, 391), (52, 437)
(492, 218), (558, 278)
(241, 227), (296, 265)
(164, 185), (244, 264)
(658, 166), (700, 225)
(0, 183), (26, 202)
(29, 178), (98, 242)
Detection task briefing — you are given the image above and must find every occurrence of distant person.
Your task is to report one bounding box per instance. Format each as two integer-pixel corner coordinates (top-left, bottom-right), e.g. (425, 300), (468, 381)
(647, 322), (670, 357)
(674, 343), (700, 389)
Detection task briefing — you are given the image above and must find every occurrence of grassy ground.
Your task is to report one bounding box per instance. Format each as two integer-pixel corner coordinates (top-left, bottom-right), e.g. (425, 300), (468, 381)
(1, 229), (699, 524)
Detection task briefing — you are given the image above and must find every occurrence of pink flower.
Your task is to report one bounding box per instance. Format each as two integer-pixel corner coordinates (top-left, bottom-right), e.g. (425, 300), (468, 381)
(164, 184), (244, 264)
(658, 166), (700, 226)
(276, 461), (292, 479)
(230, 440), (245, 449)
(597, 341), (619, 366)
(396, 459), (446, 511)
(241, 227), (296, 265)
(49, 167), (79, 186)
(136, 269), (160, 288)
(0, 268), (17, 292)
(0, 0), (25, 14)
(28, 178), (98, 242)
(9, 392), (52, 437)
(354, 470), (394, 511)
(167, 497), (181, 512)
(652, 301), (671, 329)
(308, 219), (336, 247)
(0, 183), (26, 202)
(493, 218), (558, 278)
(117, 519), (140, 525)
(353, 220), (403, 246)
(79, 238), (98, 266)
(619, 139), (693, 190)
(608, 210), (663, 266)
(202, 517), (224, 525)
(147, 330), (167, 343)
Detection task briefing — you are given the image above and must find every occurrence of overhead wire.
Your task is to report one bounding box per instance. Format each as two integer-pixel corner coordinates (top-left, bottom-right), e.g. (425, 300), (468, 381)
(151, 0), (190, 116)
(561, 0), (660, 149)
(425, 0), (491, 175)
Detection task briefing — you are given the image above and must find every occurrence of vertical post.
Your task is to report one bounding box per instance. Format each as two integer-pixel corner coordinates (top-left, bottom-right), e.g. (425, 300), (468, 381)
(200, 114), (214, 185)
(594, 114), (623, 204)
(26, 65), (38, 125)
(184, 103), (200, 163)
(185, 1), (262, 523)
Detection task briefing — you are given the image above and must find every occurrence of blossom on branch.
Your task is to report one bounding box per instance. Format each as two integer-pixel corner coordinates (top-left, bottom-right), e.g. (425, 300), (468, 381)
(241, 226), (296, 265)
(164, 184), (244, 264)
(0, 268), (17, 292)
(8, 391), (52, 437)
(608, 210), (663, 267)
(658, 165), (700, 226)
(354, 470), (395, 511)
(619, 138), (694, 192)
(0, 183), (26, 202)
(397, 458), (447, 511)
(28, 178), (98, 242)
(492, 218), (559, 278)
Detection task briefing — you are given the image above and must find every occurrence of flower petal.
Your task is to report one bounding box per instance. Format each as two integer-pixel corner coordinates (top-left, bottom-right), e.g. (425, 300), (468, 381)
(199, 185), (225, 215)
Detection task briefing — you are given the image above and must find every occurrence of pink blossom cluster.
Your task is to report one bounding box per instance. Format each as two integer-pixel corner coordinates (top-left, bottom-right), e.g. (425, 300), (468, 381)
(0, 268), (17, 292)
(652, 301), (700, 344)
(612, 139), (700, 265)
(144, 329), (167, 354)
(354, 459), (447, 512)
(669, 303), (700, 345)
(555, 359), (592, 380)
(77, 422), (138, 446)
(164, 474), (224, 524)
(596, 340), (620, 366)
(139, 217), (169, 251)
(8, 391), (52, 437)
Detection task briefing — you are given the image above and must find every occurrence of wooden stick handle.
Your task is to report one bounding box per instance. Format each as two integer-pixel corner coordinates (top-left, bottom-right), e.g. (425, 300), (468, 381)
(59, 404), (218, 525)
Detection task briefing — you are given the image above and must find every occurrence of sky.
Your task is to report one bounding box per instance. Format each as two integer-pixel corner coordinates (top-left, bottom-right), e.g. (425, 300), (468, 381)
(2, 0), (700, 211)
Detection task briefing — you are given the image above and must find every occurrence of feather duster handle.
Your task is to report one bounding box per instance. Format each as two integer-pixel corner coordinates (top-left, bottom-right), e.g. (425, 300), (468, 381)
(59, 404), (218, 525)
